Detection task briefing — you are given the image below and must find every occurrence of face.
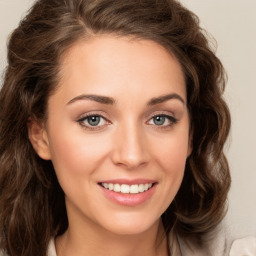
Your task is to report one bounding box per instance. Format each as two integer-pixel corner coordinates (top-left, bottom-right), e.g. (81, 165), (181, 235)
(29, 36), (191, 236)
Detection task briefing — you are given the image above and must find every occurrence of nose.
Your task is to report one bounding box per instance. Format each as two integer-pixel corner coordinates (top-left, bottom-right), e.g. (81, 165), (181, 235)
(111, 123), (150, 169)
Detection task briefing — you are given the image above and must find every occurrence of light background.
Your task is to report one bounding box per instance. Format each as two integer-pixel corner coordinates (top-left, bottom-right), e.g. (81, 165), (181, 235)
(0, 0), (255, 239)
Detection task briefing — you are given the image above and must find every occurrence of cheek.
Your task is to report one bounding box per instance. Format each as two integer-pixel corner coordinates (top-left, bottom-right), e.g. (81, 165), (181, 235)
(47, 126), (110, 182)
(155, 131), (189, 172)
(153, 131), (189, 200)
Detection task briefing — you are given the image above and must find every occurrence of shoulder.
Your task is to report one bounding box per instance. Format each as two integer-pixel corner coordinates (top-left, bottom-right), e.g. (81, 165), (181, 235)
(0, 250), (8, 256)
(229, 236), (256, 256)
(0, 239), (57, 256)
(178, 223), (256, 256)
(178, 223), (231, 256)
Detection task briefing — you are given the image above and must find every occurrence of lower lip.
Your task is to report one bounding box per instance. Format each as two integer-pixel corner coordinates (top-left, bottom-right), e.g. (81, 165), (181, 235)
(99, 184), (157, 206)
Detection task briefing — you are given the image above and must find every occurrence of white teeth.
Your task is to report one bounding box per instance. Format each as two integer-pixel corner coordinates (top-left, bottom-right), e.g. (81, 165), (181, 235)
(121, 184), (130, 193)
(130, 184), (139, 194)
(113, 184), (121, 192)
(138, 184), (144, 192)
(101, 183), (153, 194)
(102, 183), (109, 189)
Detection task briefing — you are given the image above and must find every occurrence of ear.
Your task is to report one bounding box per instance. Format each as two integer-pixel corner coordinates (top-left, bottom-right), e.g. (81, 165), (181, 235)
(27, 119), (51, 160)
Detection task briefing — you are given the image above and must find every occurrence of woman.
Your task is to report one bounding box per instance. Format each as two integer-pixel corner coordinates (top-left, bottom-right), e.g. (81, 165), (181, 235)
(0, 0), (231, 255)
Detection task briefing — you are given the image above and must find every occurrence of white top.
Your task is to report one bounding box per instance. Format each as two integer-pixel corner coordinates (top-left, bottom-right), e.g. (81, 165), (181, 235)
(46, 236), (256, 256)
(0, 236), (255, 256)
(47, 239), (57, 256)
(229, 237), (256, 256)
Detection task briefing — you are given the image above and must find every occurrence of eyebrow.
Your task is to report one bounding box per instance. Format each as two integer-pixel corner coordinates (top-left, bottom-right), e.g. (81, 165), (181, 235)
(67, 94), (115, 105)
(147, 93), (185, 106)
(66, 93), (185, 106)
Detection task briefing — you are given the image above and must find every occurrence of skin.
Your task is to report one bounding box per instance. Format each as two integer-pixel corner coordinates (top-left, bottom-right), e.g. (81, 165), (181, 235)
(28, 35), (192, 256)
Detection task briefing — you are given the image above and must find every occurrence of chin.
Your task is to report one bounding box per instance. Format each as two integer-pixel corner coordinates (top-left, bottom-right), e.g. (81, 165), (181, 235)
(98, 211), (161, 236)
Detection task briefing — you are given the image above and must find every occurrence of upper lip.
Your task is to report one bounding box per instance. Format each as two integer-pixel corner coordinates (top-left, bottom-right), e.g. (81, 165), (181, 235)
(98, 179), (157, 185)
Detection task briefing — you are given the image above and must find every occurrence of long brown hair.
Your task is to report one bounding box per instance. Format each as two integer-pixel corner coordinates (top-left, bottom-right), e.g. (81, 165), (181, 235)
(0, 0), (231, 255)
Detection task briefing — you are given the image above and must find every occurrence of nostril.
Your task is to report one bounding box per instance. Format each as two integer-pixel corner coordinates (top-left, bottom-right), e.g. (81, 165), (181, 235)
(111, 131), (150, 169)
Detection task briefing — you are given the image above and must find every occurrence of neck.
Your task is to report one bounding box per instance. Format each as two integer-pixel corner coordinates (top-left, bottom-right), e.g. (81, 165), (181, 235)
(56, 218), (168, 256)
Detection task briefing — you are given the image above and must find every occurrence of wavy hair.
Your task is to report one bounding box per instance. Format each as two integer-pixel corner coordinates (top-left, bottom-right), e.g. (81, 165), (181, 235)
(0, 0), (231, 255)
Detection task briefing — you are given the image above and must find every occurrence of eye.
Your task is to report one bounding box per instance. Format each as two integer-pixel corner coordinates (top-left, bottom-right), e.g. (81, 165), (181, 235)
(148, 114), (177, 127)
(86, 116), (102, 126)
(77, 114), (110, 129)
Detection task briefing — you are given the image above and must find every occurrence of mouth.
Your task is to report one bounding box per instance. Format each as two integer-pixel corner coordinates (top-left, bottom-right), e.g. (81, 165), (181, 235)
(98, 179), (158, 206)
(99, 182), (155, 194)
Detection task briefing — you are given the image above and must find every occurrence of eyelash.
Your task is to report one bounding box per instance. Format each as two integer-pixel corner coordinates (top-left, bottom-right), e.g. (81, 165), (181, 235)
(77, 113), (111, 131)
(147, 114), (178, 129)
(77, 112), (178, 130)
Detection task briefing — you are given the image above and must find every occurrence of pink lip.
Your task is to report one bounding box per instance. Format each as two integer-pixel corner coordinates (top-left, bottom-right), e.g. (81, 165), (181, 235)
(98, 179), (157, 207)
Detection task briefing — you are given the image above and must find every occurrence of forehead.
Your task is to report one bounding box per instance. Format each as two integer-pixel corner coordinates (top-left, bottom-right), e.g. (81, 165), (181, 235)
(55, 35), (186, 103)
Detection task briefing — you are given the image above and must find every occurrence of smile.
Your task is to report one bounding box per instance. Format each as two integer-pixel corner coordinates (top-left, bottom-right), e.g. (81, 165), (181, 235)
(100, 183), (153, 194)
